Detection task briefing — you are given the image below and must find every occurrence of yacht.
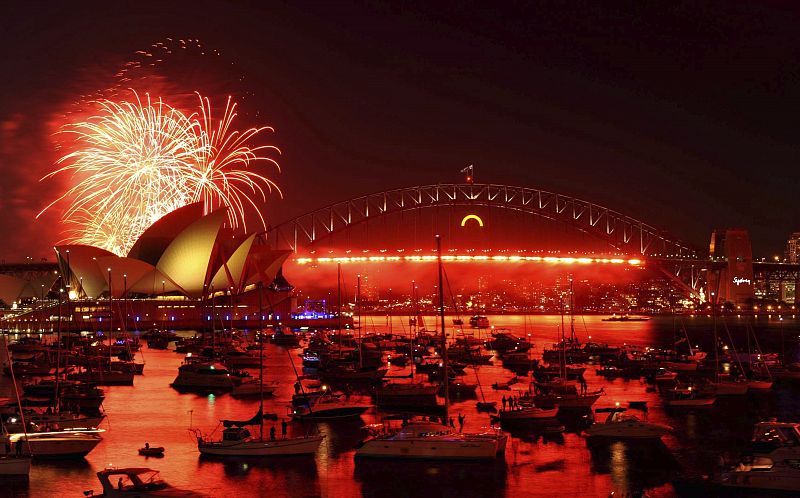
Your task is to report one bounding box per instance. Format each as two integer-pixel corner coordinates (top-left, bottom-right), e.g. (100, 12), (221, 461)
(356, 420), (507, 460)
(290, 393), (371, 420)
(170, 362), (240, 391)
(719, 420), (800, 492)
(584, 407), (671, 440)
(6, 428), (104, 458)
(196, 426), (323, 456)
(88, 467), (208, 497)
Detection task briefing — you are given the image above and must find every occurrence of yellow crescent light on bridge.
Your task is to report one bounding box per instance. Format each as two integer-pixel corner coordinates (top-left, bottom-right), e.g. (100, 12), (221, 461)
(460, 214), (484, 227)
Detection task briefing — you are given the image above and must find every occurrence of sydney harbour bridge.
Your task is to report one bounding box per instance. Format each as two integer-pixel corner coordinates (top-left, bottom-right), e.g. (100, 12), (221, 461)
(1, 182), (798, 308)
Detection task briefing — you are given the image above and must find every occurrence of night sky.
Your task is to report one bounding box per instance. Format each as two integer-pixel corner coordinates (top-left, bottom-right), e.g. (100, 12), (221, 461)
(1, 1), (798, 260)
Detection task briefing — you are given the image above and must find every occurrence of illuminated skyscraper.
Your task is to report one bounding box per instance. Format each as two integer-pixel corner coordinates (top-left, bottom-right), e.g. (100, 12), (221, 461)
(785, 232), (800, 263)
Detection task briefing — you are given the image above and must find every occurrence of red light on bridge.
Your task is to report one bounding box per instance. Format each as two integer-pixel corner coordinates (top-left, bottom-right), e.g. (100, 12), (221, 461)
(293, 254), (645, 267)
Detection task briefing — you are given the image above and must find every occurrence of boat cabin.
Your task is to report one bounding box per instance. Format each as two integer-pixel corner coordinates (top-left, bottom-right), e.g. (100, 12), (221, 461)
(221, 427), (251, 442)
(96, 467), (168, 493)
(752, 422), (800, 451)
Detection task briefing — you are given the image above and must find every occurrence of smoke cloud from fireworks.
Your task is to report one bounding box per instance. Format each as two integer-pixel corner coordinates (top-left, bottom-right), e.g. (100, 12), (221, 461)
(39, 91), (281, 256)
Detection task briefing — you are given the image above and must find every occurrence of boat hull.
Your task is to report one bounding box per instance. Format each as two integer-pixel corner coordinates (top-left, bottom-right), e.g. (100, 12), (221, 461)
(0, 457), (30, 475)
(720, 469), (800, 492)
(586, 425), (670, 440)
(291, 406), (370, 420)
(356, 438), (503, 460)
(499, 407), (559, 421)
(19, 436), (103, 458)
(664, 397), (715, 407)
(198, 436), (323, 456)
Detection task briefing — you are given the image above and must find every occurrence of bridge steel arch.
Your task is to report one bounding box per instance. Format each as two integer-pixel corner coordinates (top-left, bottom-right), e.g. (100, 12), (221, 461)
(266, 183), (699, 258)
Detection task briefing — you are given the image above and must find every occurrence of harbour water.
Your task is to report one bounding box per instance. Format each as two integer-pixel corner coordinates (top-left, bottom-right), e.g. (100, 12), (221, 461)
(2, 314), (798, 497)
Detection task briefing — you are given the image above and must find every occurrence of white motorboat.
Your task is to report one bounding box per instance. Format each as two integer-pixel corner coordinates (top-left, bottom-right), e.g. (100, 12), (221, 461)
(196, 426), (323, 456)
(584, 407), (671, 440)
(290, 394), (371, 420)
(6, 428), (104, 458)
(87, 467), (208, 497)
(170, 362), (240, 391)
(719, 420), (800, 492)
(355, 420), (506, 460)
(0, 456), (31, 475)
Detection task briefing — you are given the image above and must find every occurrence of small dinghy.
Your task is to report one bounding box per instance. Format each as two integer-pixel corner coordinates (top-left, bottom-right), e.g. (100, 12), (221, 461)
(138, 445), (165, 456)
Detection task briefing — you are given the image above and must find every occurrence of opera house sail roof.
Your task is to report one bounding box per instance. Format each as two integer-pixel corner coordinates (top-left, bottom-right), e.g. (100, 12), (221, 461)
(51, 203), (290, 300)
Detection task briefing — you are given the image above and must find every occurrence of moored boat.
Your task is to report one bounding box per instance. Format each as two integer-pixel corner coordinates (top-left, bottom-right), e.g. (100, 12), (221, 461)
(584, 407), (671, 440)
(6, 428), (104, 458)
(196, 426), (323, 456)
(355, 420), (506, 460)
(290, 394), (371, 420)
(170, 362), (240, 392)
(87, 467), (208, 497)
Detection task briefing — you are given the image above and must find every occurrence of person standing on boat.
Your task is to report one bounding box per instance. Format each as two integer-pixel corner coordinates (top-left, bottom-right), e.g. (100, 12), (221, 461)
(270, 426), (276, 441)
(449, 417), (455, 429)
(502, 395), (507, 411)
(14, 440), (23, 457)
(578, 374), (587, 394)
(281, 419), (288, 439)
(457, 413), (465, 432)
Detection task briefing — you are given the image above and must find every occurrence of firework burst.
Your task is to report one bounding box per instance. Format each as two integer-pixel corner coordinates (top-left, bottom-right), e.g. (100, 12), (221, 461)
(40, 91), (280, 256)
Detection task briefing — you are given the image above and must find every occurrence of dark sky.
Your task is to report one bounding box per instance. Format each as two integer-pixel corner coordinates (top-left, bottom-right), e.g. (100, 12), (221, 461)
(1, 1), (798, 260)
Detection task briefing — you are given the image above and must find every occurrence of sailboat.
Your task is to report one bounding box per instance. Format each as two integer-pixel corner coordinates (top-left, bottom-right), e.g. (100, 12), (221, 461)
(355, 235), (507, 460)
(195, 283), (323, 457)
(532, 277), (602, 411)
(321, 270), (388, 383)
(704, 315), (747, 396)
(0, 335), (31, 475)
(744, 324), (773, 391)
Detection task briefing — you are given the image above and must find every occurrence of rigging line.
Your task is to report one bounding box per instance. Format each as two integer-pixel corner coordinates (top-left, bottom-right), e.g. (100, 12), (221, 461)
(442, 265), (488, 404)
(265, 289), (320, 436)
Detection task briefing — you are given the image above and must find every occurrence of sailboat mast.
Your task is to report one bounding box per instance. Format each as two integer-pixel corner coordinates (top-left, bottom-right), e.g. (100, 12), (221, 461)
(569, 275), (576, 342)
(713, 293), (719, 383)
(210, 286), (215, 353)
(357, 275), (363, 370)
(258, 282), (264, 441)
(107, 268), (113, 367)
(436, 235), (450, 421)
(560, 287), (566, 379)
(337, 264), (342, 335)
(54, 285), (62, 412)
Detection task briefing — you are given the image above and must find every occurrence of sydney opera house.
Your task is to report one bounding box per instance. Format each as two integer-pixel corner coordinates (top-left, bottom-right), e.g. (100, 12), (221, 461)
(0, 203), (301, 334)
